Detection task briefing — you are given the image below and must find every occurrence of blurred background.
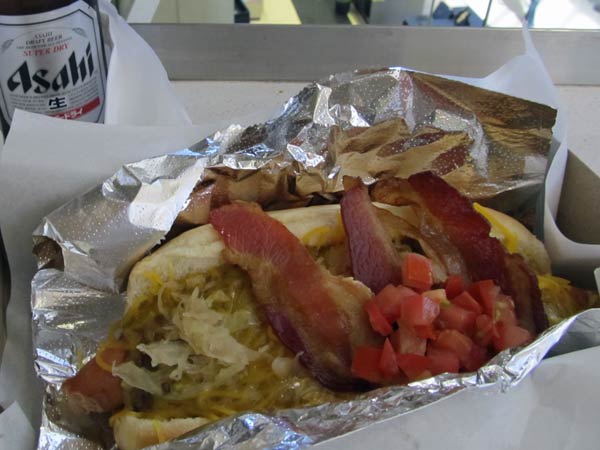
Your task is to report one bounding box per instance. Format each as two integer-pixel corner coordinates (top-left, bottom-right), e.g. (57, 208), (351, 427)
(110, 0), (600, 28)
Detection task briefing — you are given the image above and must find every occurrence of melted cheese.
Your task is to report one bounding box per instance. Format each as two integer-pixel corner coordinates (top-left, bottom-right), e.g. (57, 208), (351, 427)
(301, 214), (345, 247)
(537, 274), (597, 325)
(473, 202), (518, 253)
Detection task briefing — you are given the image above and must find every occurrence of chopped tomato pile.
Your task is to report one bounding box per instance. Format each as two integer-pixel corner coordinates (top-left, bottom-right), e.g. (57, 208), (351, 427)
(352, 253), (533, 384)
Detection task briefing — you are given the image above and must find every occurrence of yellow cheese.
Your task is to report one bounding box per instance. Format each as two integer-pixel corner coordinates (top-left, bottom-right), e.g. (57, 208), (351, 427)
(473, 202), (518, 253)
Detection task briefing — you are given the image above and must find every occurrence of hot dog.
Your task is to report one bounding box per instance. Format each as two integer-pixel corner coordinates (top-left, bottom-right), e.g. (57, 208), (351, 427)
(63, 172), (597, 450)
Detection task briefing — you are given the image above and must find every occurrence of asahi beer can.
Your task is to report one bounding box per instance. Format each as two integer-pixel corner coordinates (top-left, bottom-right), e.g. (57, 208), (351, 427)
(0, 0), (107, 137)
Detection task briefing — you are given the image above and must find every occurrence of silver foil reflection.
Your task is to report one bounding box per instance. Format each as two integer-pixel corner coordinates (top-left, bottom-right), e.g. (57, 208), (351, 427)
(31, 68), (569, 450)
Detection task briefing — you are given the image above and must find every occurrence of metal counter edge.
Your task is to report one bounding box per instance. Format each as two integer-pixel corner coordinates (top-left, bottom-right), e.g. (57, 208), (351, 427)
(131, 24), (600, 85)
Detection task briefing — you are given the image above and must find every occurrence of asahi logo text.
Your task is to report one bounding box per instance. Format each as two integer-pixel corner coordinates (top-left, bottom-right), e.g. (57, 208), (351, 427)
(7, 43), (95, 94)
(0, 2), (106, 126)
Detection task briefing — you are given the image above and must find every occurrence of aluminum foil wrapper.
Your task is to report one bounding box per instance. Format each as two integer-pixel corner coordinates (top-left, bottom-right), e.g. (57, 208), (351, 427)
(30, 68), (582, 450)
(32, 268), (600, 450)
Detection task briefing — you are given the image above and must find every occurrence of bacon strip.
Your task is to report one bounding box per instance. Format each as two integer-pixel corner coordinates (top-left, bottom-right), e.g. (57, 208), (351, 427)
(503, 254), (548, 335)
(340, 181), (402, 293)
(372, 172), (548, 334)
(210, 202), (379, 390)
(406, 172), (507, 283)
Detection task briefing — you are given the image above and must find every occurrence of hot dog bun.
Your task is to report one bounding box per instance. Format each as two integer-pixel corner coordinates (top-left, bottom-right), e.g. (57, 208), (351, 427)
(111, 415), (209, 450)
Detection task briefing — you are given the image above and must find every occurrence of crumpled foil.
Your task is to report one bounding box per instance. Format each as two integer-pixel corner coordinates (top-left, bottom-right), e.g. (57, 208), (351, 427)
(30, 68), (586, 450)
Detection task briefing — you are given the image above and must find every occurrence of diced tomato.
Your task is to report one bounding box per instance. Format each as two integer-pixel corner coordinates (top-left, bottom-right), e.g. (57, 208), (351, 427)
(436, 304), (477, 335)
(379, 338), (400, 378)
(373, 284), (417, 323)
(396, 353), (430, 381)
(493, 324), (532, 352)
(351, 346), (383, 383)
(463, 344), (489, 371)
(401, 253), (433, 292)
(468, 279), (494, 300)
(493, 294), (517, 327)
(469, 280), (500, 314)
(444, 274), (465, 299)
(426, 346), (460, 375)
(364, 300), (393, 336)
(451, 291), (483, 315)
(390, 323), (426, 355)
(400, 294), (440, 326)
(435, 330), (473, 365)
(423, 289), (450, 306)
(413, 324), (438, 340)
(474, 314), (495, 347)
